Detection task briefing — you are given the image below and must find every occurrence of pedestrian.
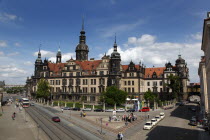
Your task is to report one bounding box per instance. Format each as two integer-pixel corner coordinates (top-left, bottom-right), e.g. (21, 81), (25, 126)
(12, 114), (15, 120)
(13, 112), (16, 117)
(109, 115), (111, 122)
(117, 132), (121, 140)
(106, 122), (108, 127)
(120, 132), (123, 140)
(148, 114), (149, 119)
(61, 108), (63, 113)
(80, 112), (83, 117)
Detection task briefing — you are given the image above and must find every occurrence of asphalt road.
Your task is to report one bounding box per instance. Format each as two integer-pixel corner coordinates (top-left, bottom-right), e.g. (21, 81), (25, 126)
(129, 103), (205, 140)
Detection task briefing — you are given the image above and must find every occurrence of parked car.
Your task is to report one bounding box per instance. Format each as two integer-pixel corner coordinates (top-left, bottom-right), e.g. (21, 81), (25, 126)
(188, 118), (197, 126)
(62, 107), (71, 110)
(105, 109), (114, 112)
(189, 107), (196, 112)
(143, 121), (153, 130)
(126, 109), (135, 112)
(72, 107), (81, 111)
(30, 103), (35, 106)
(94, 108), (104, 112)
(52, 116), (60, 122)
(151, 118), (158, 126)
(116, 108), (125, 112)
(82, 108), (92, 111)
(160, 112), (165, 119)
(139, 107), (150, 112)
(155, 115), (161, 122)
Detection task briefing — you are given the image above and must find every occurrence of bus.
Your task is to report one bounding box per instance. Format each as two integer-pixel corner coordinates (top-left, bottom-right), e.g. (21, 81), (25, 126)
(22, 98), (30, 108)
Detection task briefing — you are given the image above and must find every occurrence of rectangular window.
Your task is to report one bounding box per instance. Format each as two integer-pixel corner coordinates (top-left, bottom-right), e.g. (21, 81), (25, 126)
(125, 88), (127, 92)
(160, 81), (163, 86)
(100, 71), (104, 75)
(91, 79), (96, 85)
(76, 72), (80, 76)
(83, 79), (88, 85)
(153, 81), (157, 86)
(160, 88), (162, 92)
(128, 88), (131, 92)
(83, 87), (87, 93)
(147, 82), (150, 86)
(63, 73), (66, 77)
(124, 81), (127, 85)
(76, 79), (80, 85)
(132, 88), (134, 93)
(70, 73), (73, 76)
(128, 81), (131, 85)
(148, 88), (150, 91)
(132, 81), (134, 85)
(56, 80), (60, 85)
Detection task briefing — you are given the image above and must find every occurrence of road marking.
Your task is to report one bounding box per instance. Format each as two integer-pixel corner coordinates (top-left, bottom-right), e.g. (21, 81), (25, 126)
(68, 123), (74, 127)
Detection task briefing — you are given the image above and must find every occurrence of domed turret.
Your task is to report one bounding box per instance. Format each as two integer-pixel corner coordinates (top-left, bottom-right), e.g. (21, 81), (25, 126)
(176, 55), (185, 64)
(75, 17), (89, 61)
(56, 47), (62, 63)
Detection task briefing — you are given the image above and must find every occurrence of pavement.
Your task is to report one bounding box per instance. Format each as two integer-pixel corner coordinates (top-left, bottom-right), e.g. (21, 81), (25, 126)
(0, 102), (49, 140)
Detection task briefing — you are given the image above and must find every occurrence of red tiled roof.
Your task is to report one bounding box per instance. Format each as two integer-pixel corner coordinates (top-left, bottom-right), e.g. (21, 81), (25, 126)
(48, 63), (65, 73)
(75, 60), (102, 70)
(121, 65), (141, 71)
(145, 67), (165, 78)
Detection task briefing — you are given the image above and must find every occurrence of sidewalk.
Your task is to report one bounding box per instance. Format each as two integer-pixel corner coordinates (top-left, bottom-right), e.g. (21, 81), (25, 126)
(0, 103), (49, 140)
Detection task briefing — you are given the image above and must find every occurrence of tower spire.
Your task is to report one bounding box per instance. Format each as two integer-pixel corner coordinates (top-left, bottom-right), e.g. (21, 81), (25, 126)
(82, 15), (84, 31)
(113, 33), (117, 52)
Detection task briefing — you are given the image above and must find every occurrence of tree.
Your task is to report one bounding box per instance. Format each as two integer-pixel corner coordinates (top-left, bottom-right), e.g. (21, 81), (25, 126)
(36, 78), (51, 99)
(101, 86), (128, 105)
(144, 90), (157, 107)
(167, 74), (181, 100)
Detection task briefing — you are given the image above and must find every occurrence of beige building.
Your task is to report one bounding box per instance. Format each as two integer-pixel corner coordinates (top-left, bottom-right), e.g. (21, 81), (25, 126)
(200, 12), (210, 120)
(26, 23), (190, 104)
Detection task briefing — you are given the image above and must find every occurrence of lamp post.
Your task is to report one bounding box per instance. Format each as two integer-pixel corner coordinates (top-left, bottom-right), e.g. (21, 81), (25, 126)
(37, 124), (40, 140)
(100, 118), (103, 134)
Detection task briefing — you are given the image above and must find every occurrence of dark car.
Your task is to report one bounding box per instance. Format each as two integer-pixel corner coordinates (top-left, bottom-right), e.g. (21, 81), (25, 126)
(94, 109), (104, 112)
(188, 119), (197, 126)
(52, 116), (60, 122)
(127, 109), (135, 112)
(62, 107), (71, 110)
(189, 107), (196, 112)
(72, 107), (81, 111)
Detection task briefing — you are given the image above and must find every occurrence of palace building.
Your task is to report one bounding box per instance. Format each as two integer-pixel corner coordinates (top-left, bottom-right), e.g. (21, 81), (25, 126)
(26, 22), (190, 103)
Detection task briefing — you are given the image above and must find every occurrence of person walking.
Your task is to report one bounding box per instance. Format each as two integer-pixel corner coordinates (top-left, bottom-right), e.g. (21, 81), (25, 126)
(12, 114), (15, 120)
(117, 132), (121, 140)
(120, 132), (123, 140)
(147, 114), (149, 119)
(13, 112), (16, 117)
(61, 108), (63, 113)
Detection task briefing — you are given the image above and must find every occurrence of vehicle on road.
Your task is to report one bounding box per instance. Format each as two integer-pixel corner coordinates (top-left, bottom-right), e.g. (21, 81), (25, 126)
(126, 109), (135, 112)
(30, 103), (35, 106)
(22, 98), (30, 108)
(160, 112), (165, 119)
(72, 108), (81, 111)
(82, 108), (92, 111)
(139, 107), (150, 112)
(94, 108), (104, 112)
(188, 118), (197, 126)
(189, 107), (196, 112)
(62, 107), (71, 110)
(52, 116), (61, 122)
(116, 108), (125, 112)
(155, 115), (161, 122)
(105, 109), (114, 112)
(143, 121), (153, 130)
(151, 118), (158, 126)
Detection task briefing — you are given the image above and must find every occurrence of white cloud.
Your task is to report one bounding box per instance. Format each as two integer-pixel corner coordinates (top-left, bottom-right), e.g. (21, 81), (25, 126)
(98, 19), (144, 38)
(0, 40), (7, 47)
(191, 32), (202, 40)
(33, 50), (55, 58)
(0, 51), (4, 56)
(24, 61), (33, 66)
(48, 52), (75, 63)
(14, 42), (21, 47)
(0, 65), (27, 78)
(101, 34), (203, 82)
(0, 12), (18, 22)
(7, 52), (19, 56)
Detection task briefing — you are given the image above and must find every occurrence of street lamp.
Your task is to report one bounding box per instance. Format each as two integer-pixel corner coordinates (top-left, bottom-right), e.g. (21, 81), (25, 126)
(100, 118), (103, 134)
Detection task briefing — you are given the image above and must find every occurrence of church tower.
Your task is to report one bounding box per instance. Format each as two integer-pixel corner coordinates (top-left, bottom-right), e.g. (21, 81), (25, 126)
(56, 47), (62, 63)
(75, 18), (89, 61)
(35, 47), (43, 77)
(108, 36), (121, 88)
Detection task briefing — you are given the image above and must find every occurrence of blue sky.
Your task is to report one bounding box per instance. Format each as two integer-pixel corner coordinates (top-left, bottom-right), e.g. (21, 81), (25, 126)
(0, 0), (209, 84)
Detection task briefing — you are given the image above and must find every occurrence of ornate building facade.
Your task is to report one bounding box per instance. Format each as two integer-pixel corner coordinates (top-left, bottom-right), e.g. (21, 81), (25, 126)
(26, 23), (189, 103)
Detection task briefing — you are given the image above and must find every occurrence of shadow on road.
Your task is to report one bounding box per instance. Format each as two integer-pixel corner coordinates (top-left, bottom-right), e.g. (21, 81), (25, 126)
(170, 104), (198, 120)
(146, 125), (200, 140)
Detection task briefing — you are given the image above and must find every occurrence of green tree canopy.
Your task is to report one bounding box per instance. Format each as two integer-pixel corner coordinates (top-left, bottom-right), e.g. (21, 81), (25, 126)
(101, 86), (128, 105)
(167, 74), (181, 100)
(144, 90), (157, 103)
(36, 78), (51, 99)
